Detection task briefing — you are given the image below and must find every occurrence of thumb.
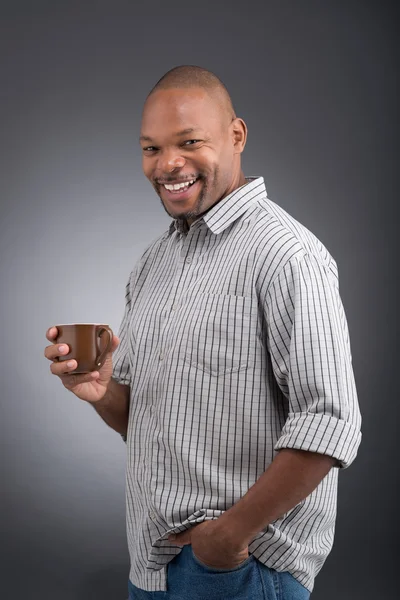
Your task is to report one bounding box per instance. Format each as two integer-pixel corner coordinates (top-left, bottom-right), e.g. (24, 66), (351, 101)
(168, 529), (192, 546)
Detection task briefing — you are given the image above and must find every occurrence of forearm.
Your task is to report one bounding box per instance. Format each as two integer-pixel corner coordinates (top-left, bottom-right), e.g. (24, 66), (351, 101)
(218, 448), (338, 547)
(90, 378), (130, 436)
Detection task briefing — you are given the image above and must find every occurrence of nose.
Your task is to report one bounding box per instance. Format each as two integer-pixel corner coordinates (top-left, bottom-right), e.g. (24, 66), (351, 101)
(157, 148), (186, 173)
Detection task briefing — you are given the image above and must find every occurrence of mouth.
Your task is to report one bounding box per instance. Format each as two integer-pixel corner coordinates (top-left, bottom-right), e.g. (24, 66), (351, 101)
(157, 177), (202, 203)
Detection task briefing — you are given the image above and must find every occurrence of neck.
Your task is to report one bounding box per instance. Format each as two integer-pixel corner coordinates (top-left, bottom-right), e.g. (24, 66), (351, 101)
(238, 171), (247, 188)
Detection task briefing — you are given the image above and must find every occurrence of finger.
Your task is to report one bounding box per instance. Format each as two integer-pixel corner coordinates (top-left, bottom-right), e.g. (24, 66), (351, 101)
(44, 343), (70, 361)
(46, 326), (59, 342)
(50, 358), (78, 376)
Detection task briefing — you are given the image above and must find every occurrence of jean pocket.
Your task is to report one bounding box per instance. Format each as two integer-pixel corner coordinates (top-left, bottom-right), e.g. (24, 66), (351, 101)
(190, 547), (254, 573)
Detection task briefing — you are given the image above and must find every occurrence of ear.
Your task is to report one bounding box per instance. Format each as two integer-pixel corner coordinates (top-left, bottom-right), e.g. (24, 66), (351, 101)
(231, 118), (247, 154)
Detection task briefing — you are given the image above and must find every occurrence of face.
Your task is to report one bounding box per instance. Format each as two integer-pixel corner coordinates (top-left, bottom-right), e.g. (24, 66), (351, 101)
(140, 87), (247, 224)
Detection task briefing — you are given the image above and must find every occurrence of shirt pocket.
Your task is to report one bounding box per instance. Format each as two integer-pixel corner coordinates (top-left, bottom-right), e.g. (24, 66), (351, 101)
(181, 293), (255, 377)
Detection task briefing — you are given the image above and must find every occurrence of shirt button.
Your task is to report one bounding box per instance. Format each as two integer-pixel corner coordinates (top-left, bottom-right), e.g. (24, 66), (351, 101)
(149, 511), (156, 519)
(185, 256), (192, 264)
(172, 303), (178, 311)
(159, 352), (164, 360)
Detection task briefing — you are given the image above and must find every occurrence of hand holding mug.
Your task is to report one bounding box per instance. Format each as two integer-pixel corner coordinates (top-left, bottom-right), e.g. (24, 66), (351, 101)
(44, 323), (119, 403)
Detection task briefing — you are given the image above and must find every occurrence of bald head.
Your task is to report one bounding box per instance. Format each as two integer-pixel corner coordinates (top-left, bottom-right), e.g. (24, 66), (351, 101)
(146, 65), (236, 124)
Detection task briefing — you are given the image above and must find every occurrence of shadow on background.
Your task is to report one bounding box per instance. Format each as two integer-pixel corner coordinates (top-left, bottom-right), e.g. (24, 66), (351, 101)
(78, 564), (130, 600)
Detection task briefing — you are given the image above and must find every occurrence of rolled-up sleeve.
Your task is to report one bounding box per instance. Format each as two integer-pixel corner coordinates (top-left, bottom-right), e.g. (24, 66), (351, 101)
(266, 252), (362, 469)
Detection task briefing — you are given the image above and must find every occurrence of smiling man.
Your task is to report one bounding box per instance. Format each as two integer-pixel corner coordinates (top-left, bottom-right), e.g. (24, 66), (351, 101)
(45, 65), (362, 600)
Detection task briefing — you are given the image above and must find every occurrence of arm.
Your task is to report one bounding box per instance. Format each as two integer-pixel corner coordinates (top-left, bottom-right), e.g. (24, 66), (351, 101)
(217, 448), (337, 548)
(90, 377), (130, 437)
(93, 273), (135, 438)
(220, 254), (360, 547)
(171, 448), (337, 564)
(46, 276), (135, 438)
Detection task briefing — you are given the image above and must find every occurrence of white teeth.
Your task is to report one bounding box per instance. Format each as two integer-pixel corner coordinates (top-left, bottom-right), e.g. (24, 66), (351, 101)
(164, 178), (196, 191)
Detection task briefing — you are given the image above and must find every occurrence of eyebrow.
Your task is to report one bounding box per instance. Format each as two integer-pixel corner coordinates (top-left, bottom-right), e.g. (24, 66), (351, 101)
(139, 127), (201, 142)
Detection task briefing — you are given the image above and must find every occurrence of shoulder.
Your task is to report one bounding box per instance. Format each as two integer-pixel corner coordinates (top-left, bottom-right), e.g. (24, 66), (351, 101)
(251, 196), (338, 292)
(126, 228), (170, 289)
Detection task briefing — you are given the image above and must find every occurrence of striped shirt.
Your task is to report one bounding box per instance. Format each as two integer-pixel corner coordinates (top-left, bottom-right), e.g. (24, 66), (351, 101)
(112, 176), (362, 593)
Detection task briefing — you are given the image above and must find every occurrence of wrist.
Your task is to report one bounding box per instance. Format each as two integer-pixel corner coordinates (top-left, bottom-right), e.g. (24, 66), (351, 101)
(86, 380), (112, 408)
(216, 509), (256, 550)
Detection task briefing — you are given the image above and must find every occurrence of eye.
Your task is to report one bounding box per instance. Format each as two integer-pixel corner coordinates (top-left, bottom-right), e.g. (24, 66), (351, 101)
(183, 139), (200, 146)
(143, 146), (158, 153)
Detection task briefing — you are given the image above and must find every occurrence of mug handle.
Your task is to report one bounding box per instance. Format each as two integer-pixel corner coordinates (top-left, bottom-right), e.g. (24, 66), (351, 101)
(95, 326), (113, 369)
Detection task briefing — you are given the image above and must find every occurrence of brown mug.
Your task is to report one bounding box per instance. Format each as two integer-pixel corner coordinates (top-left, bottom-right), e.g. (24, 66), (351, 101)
(55, 323), (113, 374)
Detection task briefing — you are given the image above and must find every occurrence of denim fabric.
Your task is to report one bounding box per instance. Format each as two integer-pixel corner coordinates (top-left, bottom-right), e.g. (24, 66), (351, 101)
(128, 545), (310, 599)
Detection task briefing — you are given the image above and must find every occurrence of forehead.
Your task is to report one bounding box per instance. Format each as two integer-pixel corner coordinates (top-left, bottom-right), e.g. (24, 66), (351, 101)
(140, 88), (224, 140)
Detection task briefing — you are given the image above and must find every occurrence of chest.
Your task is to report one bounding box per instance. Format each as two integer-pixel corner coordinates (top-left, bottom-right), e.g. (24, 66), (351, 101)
(129, 232), (265, 376)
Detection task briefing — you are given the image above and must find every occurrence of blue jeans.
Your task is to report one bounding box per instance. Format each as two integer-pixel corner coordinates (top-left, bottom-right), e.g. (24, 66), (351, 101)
(128, 545), (310, 599)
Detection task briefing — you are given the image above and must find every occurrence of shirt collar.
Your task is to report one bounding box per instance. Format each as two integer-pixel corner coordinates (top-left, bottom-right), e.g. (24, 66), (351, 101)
(168, 176), (267, 236)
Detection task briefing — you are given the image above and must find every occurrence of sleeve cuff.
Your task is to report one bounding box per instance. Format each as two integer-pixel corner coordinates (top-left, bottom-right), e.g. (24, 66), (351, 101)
(274, 412), (362, 469)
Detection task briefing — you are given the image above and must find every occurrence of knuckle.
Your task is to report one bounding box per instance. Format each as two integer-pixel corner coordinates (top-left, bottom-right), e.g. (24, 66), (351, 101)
(47, 345), (56, 359)
(50, 361), (62, 376)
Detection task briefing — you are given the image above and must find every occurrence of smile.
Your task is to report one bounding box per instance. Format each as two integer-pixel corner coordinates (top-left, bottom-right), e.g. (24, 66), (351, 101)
(162, 178), (198, 193)
(159, 177), (202, 203)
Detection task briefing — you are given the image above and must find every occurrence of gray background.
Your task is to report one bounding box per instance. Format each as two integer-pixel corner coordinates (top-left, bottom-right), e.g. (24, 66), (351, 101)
(1, 1), (398, 598)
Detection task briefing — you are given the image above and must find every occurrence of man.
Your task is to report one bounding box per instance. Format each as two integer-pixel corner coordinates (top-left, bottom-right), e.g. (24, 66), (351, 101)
(45, 65), (362, 599)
